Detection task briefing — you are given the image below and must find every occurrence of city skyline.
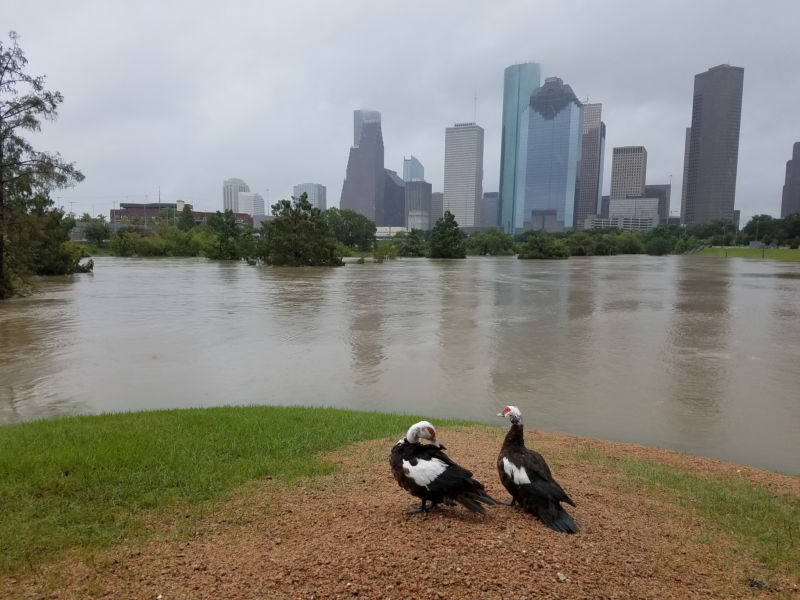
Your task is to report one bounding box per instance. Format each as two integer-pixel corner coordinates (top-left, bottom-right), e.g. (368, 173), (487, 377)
(5, 1), (799, 227)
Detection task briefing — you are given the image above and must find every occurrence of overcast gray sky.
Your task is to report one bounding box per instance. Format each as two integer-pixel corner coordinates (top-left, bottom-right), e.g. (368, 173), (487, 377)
(6, 0), (799, 226)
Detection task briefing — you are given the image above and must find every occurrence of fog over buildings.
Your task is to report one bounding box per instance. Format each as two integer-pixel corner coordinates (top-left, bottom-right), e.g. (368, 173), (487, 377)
(6, 1), (800, 227)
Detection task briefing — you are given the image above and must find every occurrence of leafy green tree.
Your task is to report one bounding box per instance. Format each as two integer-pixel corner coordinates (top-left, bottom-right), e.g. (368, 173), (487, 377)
(79, 213), (111, 247)
(517, 233), (570, 259)
(206, 210), (246, 260)
(259, 194), (342, 266)
(466, 227), (516, 256)
(1, 31), (85, 298)
(616, 232), (645, 254)
(373, 240), (397, 263)
(323, 206), (376, 251)
(429, 211), (466, 258)
(395, 228), (426, 257)
(177, 205), (196, 231)
(567, 231), (596, 256)
(594, 233), (618, 256)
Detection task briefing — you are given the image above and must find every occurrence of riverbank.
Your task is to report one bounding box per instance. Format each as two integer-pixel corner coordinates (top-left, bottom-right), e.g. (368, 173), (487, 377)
(695, 247), (800, 261)
(1, 408), (798, 598)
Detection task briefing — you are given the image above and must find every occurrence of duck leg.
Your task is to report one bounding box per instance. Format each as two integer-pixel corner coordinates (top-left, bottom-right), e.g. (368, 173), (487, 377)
(406, 499), (428, 514)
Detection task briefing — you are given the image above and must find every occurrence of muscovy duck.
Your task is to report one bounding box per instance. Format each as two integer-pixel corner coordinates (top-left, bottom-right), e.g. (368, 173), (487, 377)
(497, 406), (578, 533)
(390, 421), (496, 514)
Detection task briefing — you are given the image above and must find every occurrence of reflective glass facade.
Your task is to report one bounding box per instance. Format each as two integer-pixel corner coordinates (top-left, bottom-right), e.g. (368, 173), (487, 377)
(499, 63), (541, 233)
(781, 142), (800, 218)
(524, 78), (583, 231)
(341, 113), (384, 223)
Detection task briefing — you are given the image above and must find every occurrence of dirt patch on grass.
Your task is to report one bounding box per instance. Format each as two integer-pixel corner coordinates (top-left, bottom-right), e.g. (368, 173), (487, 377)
(4, 426), (798, 599)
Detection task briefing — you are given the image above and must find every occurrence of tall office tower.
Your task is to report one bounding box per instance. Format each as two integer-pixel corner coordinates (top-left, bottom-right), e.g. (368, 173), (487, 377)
(781, 142), (800, 218)
(405, 180), (432, 230)
(575, 103), (605, 227)
(353, 109), (381, 146)
(383, 169), (406, 226)
(645, 184), (671, 223)
(524, 77), (583, 231)
(237, 192), (265, 216)
(482, 192), (500, 228)
(682, 64), (744, 226)
(430, 192), (444, 228)
(223, 178), (250, 212)
(610, 146), (647, 199)
(680, 127), (691, 224)
(403, 155), (424, 182)
(341, 110), (384, 223)
(444, 122), (484, 228)
(293, 183), (327, 210)
(499, 62), (541, 233)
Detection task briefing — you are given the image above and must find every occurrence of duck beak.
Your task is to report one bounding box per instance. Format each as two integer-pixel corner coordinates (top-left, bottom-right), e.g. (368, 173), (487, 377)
(431, 438), (441, 448)
(496, 411), (505, 417)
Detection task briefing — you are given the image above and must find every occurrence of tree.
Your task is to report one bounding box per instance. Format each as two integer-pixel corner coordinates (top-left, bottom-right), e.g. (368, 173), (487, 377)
(259, 194), (342, 266)
(465, 227), (516, 256)
(322, 206), (376, 251)
(517, 233), (570, 259)
(176, 204), (196, 231)
(80, 213), (111, 247)
(395, 228), (426, 257)
(566, 231), (596, 256)
(206, 209), (255, 260)
(428, 211), (466, 258)
(1, 31), (85, 298)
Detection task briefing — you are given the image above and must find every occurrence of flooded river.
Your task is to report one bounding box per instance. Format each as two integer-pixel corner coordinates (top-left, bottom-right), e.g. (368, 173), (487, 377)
(1, 255), (798, 474)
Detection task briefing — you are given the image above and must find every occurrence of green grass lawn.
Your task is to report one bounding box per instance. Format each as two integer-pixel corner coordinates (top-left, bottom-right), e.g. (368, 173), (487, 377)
(0, 406), (463, 574)
(695, 247), (800, 261)
(576, 448), (800, 581)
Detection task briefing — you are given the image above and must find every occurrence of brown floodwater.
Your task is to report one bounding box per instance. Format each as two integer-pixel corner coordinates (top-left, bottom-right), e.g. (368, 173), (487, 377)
(1, 255), (798, 474)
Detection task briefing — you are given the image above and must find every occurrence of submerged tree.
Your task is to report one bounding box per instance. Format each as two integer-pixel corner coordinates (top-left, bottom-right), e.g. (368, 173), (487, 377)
(259, 194), (342, 266)
(428, 211), (466, 258)
(1, 31), (85, 298)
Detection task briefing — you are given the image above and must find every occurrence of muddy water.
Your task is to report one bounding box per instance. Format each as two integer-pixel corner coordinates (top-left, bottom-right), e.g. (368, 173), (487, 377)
(1, 256), (798, 474)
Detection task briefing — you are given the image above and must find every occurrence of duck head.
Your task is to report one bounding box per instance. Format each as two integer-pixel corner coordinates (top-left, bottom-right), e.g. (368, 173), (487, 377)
(404, 420), (441, 447)
(497, 405), (523, 425)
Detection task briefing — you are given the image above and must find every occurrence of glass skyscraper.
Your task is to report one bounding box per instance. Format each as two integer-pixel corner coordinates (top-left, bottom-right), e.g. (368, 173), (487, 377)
(403, 155), (424, 182)
(499, 62), (541, 233)
(781, 142), (800, 218)
(523, 77), (583, 231)
(575, 103), (605, 228)
(341, 110), (384, 223)
(682, 64), (744, 226)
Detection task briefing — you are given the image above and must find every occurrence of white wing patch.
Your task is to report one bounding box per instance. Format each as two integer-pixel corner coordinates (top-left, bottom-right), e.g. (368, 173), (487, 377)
(403, 457), (448, 489)
(502, 457), (531, 485)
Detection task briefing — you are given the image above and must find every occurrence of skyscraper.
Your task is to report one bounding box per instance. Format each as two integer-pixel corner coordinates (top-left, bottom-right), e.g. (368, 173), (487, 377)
(403, 156), (424, 182)
(645, 184), (671, 224)
(293, 183), (327, 210)
(781, 142), (800, 218)
(382, 169), (406, 227)
(680, 127), (691, 224)
(444, 122), (484, 228)
(237, 192), (265, 217)
(482, 192), (499, 229)
(223, 178), (249, 212)
(499, 62), (541, 233)
(575, 103), (605, 227)
(430, 192), (444, 228)
(610, 146), (647, 199)
(682, 64), (744, 226)
(405, 180), (432, 230)
(353, 109), (381, 146)
(341, 110), (384, 223)
(524, 77), (583, 231)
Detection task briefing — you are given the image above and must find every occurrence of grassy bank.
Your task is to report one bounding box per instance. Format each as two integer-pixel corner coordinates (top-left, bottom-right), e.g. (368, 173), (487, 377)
(0, 406), (460, 574)
(695, 247), (800, 261)
(576, 447), (800, 580)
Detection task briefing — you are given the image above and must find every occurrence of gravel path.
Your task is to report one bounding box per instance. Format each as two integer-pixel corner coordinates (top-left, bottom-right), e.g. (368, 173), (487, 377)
(5, 426), (798, 599)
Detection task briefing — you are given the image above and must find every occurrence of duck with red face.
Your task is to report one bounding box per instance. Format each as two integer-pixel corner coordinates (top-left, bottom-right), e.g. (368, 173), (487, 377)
(497, 406), (578, 533)
(390, 421), (496, 515)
